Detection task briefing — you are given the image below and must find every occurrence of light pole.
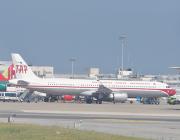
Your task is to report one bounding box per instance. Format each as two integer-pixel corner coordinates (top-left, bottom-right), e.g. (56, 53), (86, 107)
(69, 58), (76, 78)
(119, 34), (127, 73)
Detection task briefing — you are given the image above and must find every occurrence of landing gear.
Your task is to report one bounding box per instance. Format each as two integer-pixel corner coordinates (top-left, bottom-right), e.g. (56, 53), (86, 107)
(154, 98), (160, 105)
(142, 97), (160, 104)
(85, 96), (103, 104)
(96, 93), (104, 104)
(96, 99), (102, 104)
(44, 97), (49, 102)
(44, 96), (58, 102)
(112, 93), (115, 104)
(85, 96), (93, 104)
(23, 91), (33, 103)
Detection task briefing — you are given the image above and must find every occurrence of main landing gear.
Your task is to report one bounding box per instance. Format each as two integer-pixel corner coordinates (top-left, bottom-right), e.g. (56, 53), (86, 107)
(85, 96), (103, 104)
(85, 96), (93, 104)
(142, 97), (160, 105)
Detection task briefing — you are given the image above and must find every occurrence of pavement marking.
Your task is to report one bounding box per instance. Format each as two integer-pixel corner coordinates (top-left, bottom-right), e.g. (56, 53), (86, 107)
(21, 110), (180, 117)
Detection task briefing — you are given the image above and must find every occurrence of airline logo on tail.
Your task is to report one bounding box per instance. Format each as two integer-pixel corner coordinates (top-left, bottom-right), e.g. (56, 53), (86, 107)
(15, 65), (28, 74)
(11, 53), (39, 80)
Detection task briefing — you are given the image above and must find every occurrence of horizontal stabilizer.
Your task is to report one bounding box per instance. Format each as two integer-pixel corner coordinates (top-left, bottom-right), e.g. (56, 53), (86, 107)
(17, 80), (29, 86)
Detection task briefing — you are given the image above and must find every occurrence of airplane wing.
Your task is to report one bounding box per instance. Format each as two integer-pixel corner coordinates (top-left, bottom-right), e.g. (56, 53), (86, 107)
(89, 85), (112, 102)
(81, 84), (128, 104)
(80, 85), (112, 96)
(95, 84), (112, 96)
(80, 90), (97, 96)
(81, 84), (117, 104)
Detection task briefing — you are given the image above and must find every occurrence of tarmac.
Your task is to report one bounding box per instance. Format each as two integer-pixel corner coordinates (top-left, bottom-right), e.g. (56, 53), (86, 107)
(0, 102), (180, 140)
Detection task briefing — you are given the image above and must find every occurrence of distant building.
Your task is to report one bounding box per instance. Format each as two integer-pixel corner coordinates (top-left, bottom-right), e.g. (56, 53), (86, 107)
(117, 68), (133, 79)
(30, 66), (54, 78)
(88, 68), (100, 78)
(139, 75), (156, 81)
(169, 67), (180, 75)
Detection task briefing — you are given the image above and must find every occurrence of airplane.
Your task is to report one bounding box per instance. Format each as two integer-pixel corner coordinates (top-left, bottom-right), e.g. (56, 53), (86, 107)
(9, 53), (176, 104)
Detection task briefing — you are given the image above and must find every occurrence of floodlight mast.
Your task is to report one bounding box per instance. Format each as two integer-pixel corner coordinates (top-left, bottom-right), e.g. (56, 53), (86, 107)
(69, 58), (76, 78)
(119, 34), (127, 73)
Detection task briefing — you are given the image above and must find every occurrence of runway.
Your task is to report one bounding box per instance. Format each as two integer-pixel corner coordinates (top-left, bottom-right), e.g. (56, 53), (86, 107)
(0, 102), (180, 140)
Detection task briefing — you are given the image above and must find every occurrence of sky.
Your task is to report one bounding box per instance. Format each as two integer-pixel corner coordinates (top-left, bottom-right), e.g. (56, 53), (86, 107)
(0, 0), (180, 75)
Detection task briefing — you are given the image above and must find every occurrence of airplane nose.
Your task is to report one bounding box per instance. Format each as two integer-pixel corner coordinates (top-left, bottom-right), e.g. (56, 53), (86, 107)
(168, 89), (176, 96)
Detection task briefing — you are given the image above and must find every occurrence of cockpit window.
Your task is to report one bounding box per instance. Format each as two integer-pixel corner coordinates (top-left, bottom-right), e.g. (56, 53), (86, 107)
(166, 86), (170, 88)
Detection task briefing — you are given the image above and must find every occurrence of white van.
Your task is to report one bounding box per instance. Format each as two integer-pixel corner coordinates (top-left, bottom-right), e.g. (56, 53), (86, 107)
(0, 92), (22, 102)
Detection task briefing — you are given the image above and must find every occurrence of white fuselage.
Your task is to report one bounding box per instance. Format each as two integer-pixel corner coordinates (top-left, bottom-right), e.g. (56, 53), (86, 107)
(17, 78), (174, 98)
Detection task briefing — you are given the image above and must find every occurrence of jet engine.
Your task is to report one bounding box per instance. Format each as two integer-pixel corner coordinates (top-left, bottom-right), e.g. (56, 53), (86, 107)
(109, 92), (128, 103)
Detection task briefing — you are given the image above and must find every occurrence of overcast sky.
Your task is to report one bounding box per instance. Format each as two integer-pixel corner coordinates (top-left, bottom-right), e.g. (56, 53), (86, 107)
(0, 0), (180, 75)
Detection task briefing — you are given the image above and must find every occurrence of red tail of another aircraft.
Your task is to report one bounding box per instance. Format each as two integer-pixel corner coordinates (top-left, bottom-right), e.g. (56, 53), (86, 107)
(0, 64), (15, 81)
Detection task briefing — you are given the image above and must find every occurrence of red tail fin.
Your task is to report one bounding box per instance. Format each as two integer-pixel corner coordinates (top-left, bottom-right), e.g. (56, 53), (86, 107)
(0, 73), (8, 81)
(8, 64), (15, 80)
(0, 64), (15, 81)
